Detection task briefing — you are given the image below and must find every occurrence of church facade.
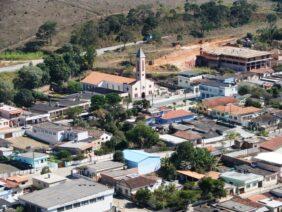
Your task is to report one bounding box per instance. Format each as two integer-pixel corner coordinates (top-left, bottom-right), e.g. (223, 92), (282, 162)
(81, 48), (155, 100)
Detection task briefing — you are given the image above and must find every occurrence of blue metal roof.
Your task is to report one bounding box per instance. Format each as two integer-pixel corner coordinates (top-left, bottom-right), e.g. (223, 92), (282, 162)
(123, 149), (159, 163)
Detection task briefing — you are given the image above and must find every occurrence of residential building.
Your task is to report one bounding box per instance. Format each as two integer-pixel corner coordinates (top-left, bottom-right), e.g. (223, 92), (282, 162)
(177, 70), (204, 94)
(177, 170), (220, 182)
(197, 46), (272, 72)
(210, 104), (262, 126)
(155, 109), (195, 124)
(14, 152), (49, 168)
(254, 152), (282, 178)
(198, 96), (238, 115)
(123, 150), (161, 175)
(0, 147), (13, 157)
(19, 178), (114, 212)
(116, 176), (157, 198)
(220, 171), (264, 194)
(173, 130), (203, 145)
(216, 197), (268, 212)
(259, 136), (282, 152)
(249, 113), (281, 132)
(74, 161), (124, 181)
(30, 98), (90, 119)
(235, 165), (278, 188)
(26, 122), (89, 145)
(159, 134), (188, 146)
(0, 118), (9, 129)
(17, 111), (50, 126)
(0, 104), (23, 120)
(55, 139), (97, 155)
(81, 48), (155, 100)
(199, 77), (237, 99)
(100, 168), (138, 186)
(32, 173), (67, 189)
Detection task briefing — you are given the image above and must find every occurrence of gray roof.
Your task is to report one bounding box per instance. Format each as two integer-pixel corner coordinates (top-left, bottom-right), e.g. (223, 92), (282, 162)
(218, 200), (256, 212)
(178, 70), (203, 77)
(33, 122), (69, 132)
(101, 168), (138, 179)
(235, 165), (276, 176)
(136, 48), (145, 58)
(86, 161), (124, 173)
(19, 178), (112, 210)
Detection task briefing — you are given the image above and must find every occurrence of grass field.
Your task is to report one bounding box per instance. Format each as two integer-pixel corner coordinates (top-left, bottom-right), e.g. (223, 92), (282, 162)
(0, 51), (44, 60)
(0, 71), (18, 83)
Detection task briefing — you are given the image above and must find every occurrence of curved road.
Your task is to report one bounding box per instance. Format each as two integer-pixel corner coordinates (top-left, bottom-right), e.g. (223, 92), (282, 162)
(0, 59), (43, 73)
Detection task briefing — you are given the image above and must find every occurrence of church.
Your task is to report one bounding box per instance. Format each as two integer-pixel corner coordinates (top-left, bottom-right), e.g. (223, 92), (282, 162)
(81, 48), (155, 100)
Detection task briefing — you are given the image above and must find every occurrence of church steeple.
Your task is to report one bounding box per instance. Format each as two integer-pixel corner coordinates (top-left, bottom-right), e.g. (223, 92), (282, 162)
(136, 48), (146, 81)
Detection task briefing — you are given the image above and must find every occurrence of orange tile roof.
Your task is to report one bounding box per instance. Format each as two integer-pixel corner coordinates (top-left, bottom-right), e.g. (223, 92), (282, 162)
(177, 170), (220, 180)
(212, 104), (261, 116)
(161, 109), (193, 120)
(81, 71), (136, 85)
(260, 136), (282, 151)
(248, 194), (269, 202)
(202, 96), (238, 108)
(173, 131), (202, 141)
(7, 175), (28, 184)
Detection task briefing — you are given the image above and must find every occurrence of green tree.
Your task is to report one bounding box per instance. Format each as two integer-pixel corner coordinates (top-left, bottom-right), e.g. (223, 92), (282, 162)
(266, 13), (278, 28)
(198, 177), (226, 200)
(14, 89), (35, 107)
(159, 158), (177, 181)
(135, 188), (152, 207)
(245, 98), (262, 108)
(171, 142), (216, 173)
(105, 93), (122, 106)
(238, 85), (251, 95)
(66, 106), (83, 119)
(230, 0), (257, 26)
(36, 21), (57, 44)
(14, 65), (43, 89)
(91, 95), (106, 110)
(57, 150), (72, 161)
(113, 150), (124, 162)
(116, 30), (134, 48)
(44, 54), (71, 84)
(41, 166), (51, 175)
(66, 80), (83, 93)
(84, 47), (96, 69)
(126, 123), (159, 148)
(0, 79), (14, 103)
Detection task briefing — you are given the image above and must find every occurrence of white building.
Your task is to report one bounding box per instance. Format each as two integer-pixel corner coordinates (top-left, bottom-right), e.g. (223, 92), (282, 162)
(32, 173), (67, 189)
(19, 178), (114, 212)
(178, 71), (204, 94)
(27, 122), (88, 145)
(81, 48), (155, 99)
(0, 118), (9, 129)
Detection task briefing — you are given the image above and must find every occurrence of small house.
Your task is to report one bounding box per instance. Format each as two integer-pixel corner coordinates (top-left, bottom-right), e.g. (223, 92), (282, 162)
(32, 173), (67, 189)
(155, 109), (195, 124)
(14, 152), (49, 169)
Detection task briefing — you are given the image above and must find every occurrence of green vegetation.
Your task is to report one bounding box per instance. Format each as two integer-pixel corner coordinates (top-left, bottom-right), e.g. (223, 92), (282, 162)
(41, 166), (51, 175)
(65, 106), (83, 119)
(198, 177), (226, 200)
(113, 150), (124, 162)
(13, 89), (35, 107)
(14, 65), (44, 89)
(0, 51), (43, 60)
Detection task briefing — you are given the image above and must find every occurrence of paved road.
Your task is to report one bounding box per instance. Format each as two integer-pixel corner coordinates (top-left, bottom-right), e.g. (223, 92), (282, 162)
(151, 93), (198, 107)
(0, 59), (43, 73)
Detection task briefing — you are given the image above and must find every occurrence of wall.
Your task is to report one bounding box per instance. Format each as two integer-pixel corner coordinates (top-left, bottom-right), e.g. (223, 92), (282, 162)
(28, 127), (64, 144)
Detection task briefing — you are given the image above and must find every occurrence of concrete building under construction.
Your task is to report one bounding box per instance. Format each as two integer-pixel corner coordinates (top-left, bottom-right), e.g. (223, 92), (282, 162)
(196, 46), (272, 72)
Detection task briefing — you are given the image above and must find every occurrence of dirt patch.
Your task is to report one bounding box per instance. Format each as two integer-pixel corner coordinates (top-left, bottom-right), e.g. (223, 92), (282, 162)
(8, 136), (49, 151)
(147, 36), (238, 72)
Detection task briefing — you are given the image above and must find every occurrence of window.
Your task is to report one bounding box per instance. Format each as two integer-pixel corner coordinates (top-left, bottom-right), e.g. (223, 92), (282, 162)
(81, 200), (89, 206)
(252, 182), (257, 187)
(57, 207), (65, 212)
(73, 203), (80, 208)
(65, 205), (73, 210)
(90, 198), (97, 203)
(246, 184), (251, 188)
(97, 196), (104, 201)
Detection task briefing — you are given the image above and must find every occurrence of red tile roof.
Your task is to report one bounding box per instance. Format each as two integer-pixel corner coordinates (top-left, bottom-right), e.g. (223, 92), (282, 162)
(260, 136), (282, 151)
(161, 109), (193, 120)
(173, 131), (202, 141)
(81, 71), (136, 85)
(121, 176), (156, 189)
(232, 197), (265, 209)
(202, 96), (238, 108)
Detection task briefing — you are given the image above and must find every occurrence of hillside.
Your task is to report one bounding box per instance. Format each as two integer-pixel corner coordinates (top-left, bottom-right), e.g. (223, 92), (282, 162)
(0, 0), (276, 51)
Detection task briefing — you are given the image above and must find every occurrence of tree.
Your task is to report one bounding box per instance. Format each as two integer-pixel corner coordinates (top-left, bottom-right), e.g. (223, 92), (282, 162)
(266, 13), (278, 28)
(91, 95), (106, 110)
(44, 54), (71, 84)
(170, 142), (216, 173)
(116, 30), (134, 48)
(113, 150), (124, 162)
(105, 93), (121, 106)
(0, 79), (14, 103)
(14, 89), (35, 107)
(198, 177), (226, 200)
(245, 98), (261, 108)
(57, 150), (72, 161)
(66, 80), (83, 93)
(225, 131), (240, 140)
(41, 166), (51, 175)
(14, 65), (43, 89)
(126, 123), (159, 148)
(36, 21), (57, 44)
(238, 85), (251, 95)
(133, 99), (150, 112)
(66, 106), (83, 119)
(135, 188), (152, 207)
(159, 158), (177, 181)
(230, 0), (257, 26)
(84, 47), (96, 69)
